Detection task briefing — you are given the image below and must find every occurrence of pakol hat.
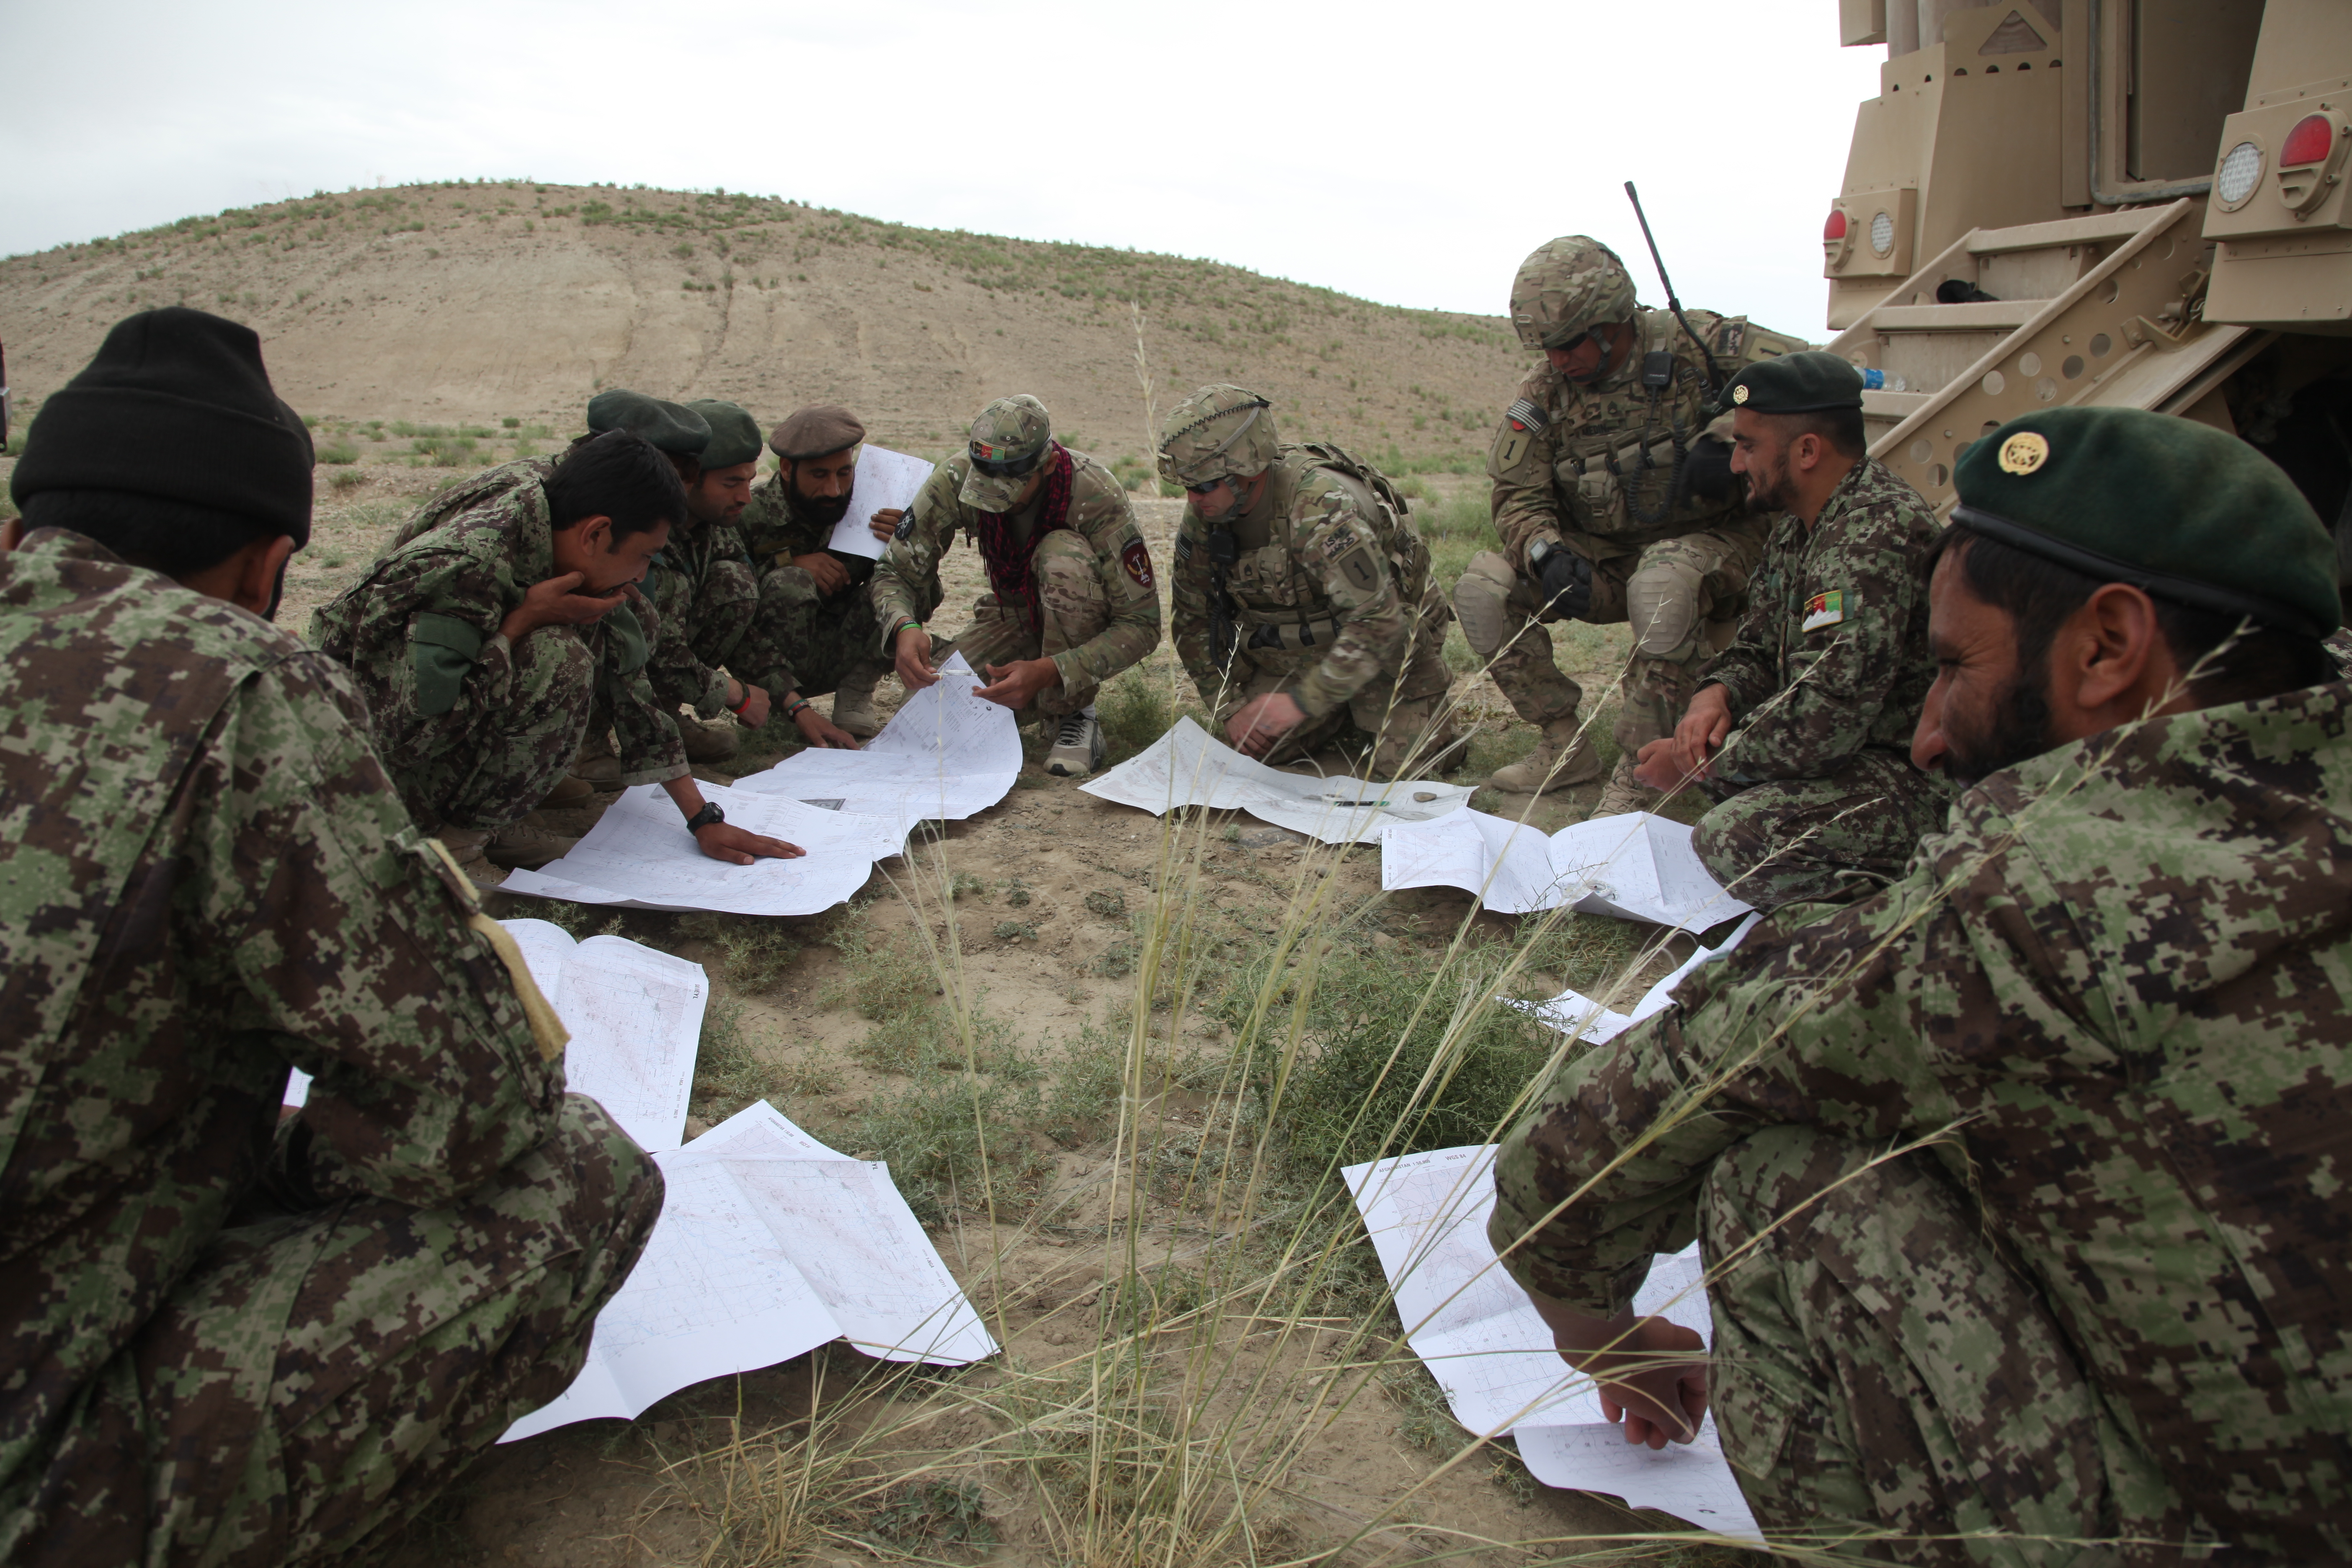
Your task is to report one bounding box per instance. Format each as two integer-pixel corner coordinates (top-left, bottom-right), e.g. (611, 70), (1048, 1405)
(768, 404), (866, 461)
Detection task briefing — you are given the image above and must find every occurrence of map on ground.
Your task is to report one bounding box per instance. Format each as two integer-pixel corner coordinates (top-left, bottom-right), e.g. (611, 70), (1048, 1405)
(1082, 715), (1474, 845)
(1378, 808), (1755, 929)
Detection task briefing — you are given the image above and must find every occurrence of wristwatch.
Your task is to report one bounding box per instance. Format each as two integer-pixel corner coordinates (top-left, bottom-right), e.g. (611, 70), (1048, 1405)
(685, 801), (725, 834)
(1527, 536), (1561, 571)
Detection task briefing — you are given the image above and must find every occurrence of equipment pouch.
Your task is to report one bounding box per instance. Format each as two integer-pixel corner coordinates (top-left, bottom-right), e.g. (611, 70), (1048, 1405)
(1571, 464), (1627, 533)
(410, 612), (486, 717)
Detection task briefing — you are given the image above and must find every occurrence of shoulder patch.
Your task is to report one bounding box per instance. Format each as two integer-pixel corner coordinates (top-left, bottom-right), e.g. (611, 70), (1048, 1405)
(1120, 537), (1155, 591)
(1506, 397), (1548, 433)
(894, 510), (917, 541)
(1336, 547), (1380, 594)
(1801, 590), (1847, 632)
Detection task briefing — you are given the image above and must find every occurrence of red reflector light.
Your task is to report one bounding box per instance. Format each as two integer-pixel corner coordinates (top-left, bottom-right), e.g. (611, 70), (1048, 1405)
(1824, 209), (1849, 240)
(2281, 113), (2335, 167)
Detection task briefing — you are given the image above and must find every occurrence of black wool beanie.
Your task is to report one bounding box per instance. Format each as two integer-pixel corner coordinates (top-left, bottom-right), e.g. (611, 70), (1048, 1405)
(10, 307), (315, 546)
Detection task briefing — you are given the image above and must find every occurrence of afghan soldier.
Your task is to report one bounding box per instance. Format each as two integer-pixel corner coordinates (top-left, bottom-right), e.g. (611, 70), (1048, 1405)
(1630, 353), (1947, 908)
(398, 387), (711, 547)
(877, 395), (1161, 778)
(641, 398), (766, 762)
(311, 430), (800, 884)
(1454, 236), (1772, 809)
(1491, 407), (2352, 1560)
(735, 405), (910, 742)
(0, 308), (661, 1565)
(1160, 385), (1459, 775)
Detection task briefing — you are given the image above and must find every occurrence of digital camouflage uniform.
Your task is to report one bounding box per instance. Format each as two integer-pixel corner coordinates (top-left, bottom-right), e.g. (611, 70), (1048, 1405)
(1491, 678), (2352, 1562)
(0, 529), (660, 1566)
(394, 456), (554, 548)
(310, 475), (689, 832)
(735, 470), (926, 701)
(1689, 455), (1949, 908)
(647, 504), (759, 719)
(872, 445), (1161, 718)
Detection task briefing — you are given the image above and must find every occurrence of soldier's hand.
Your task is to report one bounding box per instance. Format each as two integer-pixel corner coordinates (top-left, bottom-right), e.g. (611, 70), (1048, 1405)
(1665, 685), (1732, 781)
(975, 658), (1060, 711)
(1537, 548), (1593, 619)
(1633, 737), (1690, 792)
(869, 508), (904, 543)
(794, 706), (861, 750)
(791, 551), (851, 596)
(729, 679), (772, 729)
(501, 572), (626, 642)
(691, 821), (805, 865)
(1532, 1300), (1708, 1450)
(1227, 691), (1307, 758)
(895, 625), (939, 690)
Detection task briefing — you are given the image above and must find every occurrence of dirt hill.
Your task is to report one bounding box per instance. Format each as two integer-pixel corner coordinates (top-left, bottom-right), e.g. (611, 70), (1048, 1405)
(0, 181), (1525, 471)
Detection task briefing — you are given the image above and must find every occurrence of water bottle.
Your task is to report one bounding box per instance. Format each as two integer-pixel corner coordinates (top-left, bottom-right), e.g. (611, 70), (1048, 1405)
(1860, 368), (1909, 392)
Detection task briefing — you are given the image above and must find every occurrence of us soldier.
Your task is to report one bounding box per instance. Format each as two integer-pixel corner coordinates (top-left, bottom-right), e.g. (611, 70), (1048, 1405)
(311, 430), (801, 885)
(1491, 407), (2352, 1560)
(1454, 237), (1771, 809)
(1160, 384), (1459, 774)
(877, 395), (1161, 777)
(0, 308), (661, 1565)
(735, 405), (906, 743)
(1630, 353), (1947, 908)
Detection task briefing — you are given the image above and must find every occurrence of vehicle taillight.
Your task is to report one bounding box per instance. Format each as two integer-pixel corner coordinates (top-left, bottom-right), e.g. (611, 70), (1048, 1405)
(2281, 113), (2335, 167)
(1823, 209), (1849, 240)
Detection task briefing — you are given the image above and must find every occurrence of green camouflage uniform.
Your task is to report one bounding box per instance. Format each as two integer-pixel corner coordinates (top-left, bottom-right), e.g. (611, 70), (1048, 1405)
(0, 529), (660, 1566)
(1491, 676), (2352, 1562)
(1688, 456), (1950, 907)
(1170, 445), (1454, 772)
(734, 471), (924, 700)
(310, 475), (689, 832)
(394, 456), (554, 547)
(647, 513), (759, 717)
(1463, 308), (1770, 752)
(872, 447), (1160, 717)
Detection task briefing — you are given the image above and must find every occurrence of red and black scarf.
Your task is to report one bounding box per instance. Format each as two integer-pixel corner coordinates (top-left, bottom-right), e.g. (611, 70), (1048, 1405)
(974, 442), (1075, 634)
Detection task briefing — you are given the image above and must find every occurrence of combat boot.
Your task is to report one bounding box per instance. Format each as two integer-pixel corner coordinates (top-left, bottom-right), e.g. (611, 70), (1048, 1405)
(830, 659), (891, 740)
(678, 714), (740, 763)
(536, 774), (596, 811)
(1486, 716), (1603, 794)
(486, 822), (579, 871)
(433, 826), (506, 890)
(572, 729), (623, 789)
(1046, 709), (1106, 777)
(1588, 756), (1661, 819)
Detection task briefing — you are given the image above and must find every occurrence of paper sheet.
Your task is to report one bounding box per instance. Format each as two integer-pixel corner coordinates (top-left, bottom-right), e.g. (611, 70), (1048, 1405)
(503, 1102), (996, 1441)
(1343, 1145), (1761, 1542)
(824, 446), (934, 560)
(1379, 808), (1754, 931)
(501, 782), (904, 915)
(1081, 715), (1473, 846)
(732, 654), (1020, 837)
(1521, 912), (1764, 1046)
(284, 919), (711, 1150)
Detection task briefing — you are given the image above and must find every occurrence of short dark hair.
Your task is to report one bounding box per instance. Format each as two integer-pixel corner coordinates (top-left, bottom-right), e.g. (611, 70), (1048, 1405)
(20, 488), (285, 578)
(1776, 406), (1867, 460)
(544, 430), (686, 542)
(1932, 524), (2337, 706)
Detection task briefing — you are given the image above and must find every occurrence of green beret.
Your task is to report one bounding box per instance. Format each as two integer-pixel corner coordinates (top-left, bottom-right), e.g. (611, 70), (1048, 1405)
(1953, 406), (2341, 637)
(585, 389), (710, 456)
(1720, 351), (1863, 415)
(685, 398), (761, 469)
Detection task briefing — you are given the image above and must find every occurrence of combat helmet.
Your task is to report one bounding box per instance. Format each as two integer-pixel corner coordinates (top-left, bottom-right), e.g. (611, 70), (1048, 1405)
(1509, 237), (1637, 351)
(959, 394), (1055, 512)
(1157, 384), (1279, 489)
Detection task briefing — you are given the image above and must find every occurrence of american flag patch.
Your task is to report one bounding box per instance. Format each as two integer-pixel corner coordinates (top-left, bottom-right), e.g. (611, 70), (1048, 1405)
(1506, 397), (1548, 432)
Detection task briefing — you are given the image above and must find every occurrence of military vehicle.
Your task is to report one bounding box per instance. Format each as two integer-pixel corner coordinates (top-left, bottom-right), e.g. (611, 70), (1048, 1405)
(1818, 0), (2352, 575)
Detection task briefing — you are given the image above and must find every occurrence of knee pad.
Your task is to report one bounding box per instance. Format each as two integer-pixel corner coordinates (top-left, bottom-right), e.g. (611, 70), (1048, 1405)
(1625, 560), (1706, 660)
(1451, 552), (1520, 658)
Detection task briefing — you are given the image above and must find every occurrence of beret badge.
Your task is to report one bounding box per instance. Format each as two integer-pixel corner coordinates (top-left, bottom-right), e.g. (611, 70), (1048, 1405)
(1997, 431), (2051, 476)
(1731, 384), (1749, 406)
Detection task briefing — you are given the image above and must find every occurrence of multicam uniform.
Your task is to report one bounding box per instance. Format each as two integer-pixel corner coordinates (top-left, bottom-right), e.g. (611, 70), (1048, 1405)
(735, 473), (923, 701)
(872, 447), (1160, 718)
(310, 477), (689, 832)
(0, 529), (659, 1566)
(1491, 676), (2352, 1560)
(1689, 456), (1950, 908)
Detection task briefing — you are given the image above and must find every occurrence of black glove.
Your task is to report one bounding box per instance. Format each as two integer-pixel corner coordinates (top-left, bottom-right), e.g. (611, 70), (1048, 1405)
(1679, 433), (1739, 509)
(1534, 544), (1593, 619)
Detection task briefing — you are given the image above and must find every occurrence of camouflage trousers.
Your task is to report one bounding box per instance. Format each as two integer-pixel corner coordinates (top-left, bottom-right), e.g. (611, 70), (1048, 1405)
(648, 549), (759, 718)
(15, 1095), (660, 1568)
(1692, 748), (1950, 910)
(1702, 1126), (2130, 1566)
(738, 565), (934, 703)
(434, 624), (599, 833)
(1452, 521), (1767, 755)
(1216, 592), (1460, 776)
(941, 532), (1112, 720)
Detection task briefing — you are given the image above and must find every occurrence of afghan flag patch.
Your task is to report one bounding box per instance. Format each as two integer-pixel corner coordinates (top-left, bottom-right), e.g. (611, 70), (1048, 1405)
(1801, 590), (1846, 632)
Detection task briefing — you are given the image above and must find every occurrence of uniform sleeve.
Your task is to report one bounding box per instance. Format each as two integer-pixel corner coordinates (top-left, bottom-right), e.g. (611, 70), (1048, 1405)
(1289, 484), (1411, 720)
(191, 653), (567, 1207)
(1488, 370), (1565, 570)
(871, 462), (962, 656)
(646, 534), (734, 720)
(1488, 827), (1988, 1315)
(601, 592), (690, 787)
(1168, 510), (1226, 712)
(1699, 518), (1798, 717)
(1714, 493), (1934, 784)
(1049, 473), (1162, 696)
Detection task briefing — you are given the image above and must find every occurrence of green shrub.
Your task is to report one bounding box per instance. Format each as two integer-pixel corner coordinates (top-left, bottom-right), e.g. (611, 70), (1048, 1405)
(317, 441), (360, 465)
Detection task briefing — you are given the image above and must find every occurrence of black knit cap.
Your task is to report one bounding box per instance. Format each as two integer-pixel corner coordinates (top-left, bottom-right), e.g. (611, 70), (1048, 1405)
(10, 307), (314, 544)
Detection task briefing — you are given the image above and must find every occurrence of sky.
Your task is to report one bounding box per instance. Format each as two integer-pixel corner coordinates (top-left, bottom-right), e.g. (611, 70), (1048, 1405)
(0, 0), (1888, 335)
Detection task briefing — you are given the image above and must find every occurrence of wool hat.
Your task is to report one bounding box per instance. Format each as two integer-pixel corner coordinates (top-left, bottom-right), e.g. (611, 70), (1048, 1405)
(685, 399), (762, 469)
(1720, 351), (1865, 415)
(1952, 406), (2340, 637)
(585, 390), (710, 455)
(769, 405), (866, 461)
(9, 307), (314, 544)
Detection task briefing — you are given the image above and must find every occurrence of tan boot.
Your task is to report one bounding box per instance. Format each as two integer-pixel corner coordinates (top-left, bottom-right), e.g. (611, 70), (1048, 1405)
(830, 659), (890, 740)
(572, 728), (623, 788)
(678, 714), (740, 763)
(1587, 756), (1661, 819)
(536, 774), (596, 810)
(1485, 716), (1604, 794)
(434, 826), (507, 890)
(486, 822), (579, 870)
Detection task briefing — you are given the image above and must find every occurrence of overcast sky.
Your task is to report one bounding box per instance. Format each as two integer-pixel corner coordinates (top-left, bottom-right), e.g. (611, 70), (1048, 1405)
(0, 0), (1886, 335)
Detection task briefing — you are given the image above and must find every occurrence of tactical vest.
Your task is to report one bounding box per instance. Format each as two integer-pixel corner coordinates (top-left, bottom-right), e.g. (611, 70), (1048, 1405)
(1220, 443), (1429, 647)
